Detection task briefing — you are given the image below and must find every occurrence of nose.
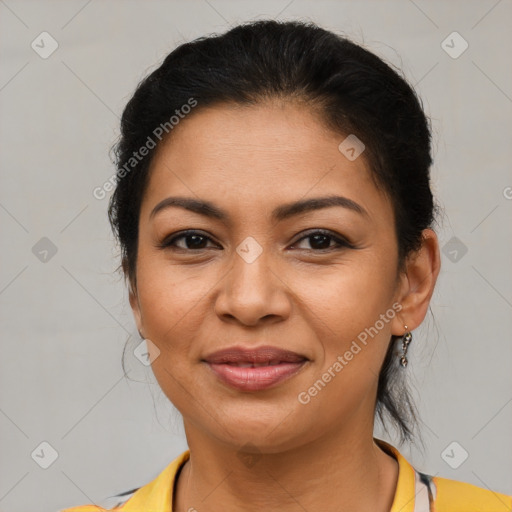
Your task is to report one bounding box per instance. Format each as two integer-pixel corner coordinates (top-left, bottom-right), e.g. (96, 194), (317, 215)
(214, 243), (291, 327)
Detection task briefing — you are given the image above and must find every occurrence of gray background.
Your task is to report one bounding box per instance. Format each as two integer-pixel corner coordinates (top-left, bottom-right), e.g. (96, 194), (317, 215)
(1, 1), (511, 511)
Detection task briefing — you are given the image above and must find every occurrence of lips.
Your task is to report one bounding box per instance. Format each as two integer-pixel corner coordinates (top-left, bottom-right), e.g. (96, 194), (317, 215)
(203, 346), (308, 391)
(204, 346), (307, 365)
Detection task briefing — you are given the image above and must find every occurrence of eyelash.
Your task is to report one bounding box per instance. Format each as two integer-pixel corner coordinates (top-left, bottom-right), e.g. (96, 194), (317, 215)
(157, 229), (355, 252)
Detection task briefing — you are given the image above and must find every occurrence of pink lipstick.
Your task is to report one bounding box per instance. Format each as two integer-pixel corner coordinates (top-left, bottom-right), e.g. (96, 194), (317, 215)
(203, 346), (308, 392)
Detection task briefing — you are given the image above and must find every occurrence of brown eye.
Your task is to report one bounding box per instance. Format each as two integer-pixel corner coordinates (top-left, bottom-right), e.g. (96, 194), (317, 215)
(291, 230), (354, 251)
(159, 230), (219, 251)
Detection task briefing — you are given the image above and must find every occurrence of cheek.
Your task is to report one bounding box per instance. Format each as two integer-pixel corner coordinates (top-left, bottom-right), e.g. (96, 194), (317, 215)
(134, 248), (235, 404)
(135, 263), (207, 407)
(136, 248), (214, 335)
(298, 253), (398, 380)
(298, 255), (397, 330)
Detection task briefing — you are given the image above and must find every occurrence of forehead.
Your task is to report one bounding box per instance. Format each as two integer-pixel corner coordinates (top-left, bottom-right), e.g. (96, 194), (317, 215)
(141, 101), (391, 222)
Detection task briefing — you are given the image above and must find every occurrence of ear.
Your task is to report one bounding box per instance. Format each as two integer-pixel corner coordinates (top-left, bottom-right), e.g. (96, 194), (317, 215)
(128, 279), (144, 337)
(391, 228), (441, 335)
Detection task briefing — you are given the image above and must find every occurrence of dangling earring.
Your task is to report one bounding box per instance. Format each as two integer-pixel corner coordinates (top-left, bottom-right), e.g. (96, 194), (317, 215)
(399, 326), (412, 367)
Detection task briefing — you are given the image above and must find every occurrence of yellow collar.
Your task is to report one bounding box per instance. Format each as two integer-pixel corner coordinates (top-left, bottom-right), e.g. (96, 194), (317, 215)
(123, 449), (190, 511)
(374, 438), (417, 512)
(123, 439), (417, 512)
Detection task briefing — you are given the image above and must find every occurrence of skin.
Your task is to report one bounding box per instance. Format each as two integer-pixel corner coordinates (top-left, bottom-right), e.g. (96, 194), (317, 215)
(129, 100), (441, 512)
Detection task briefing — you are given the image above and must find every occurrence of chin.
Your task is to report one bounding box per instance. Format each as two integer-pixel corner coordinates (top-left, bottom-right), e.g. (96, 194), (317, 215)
(212, 407), (314, 453)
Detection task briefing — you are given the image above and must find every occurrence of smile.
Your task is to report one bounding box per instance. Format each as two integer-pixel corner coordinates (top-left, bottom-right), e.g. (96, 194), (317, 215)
(203, 345), (308, 391)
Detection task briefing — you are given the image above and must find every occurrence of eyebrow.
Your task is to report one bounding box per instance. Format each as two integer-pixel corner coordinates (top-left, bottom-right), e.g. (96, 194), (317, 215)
(149, 195), (368, 223)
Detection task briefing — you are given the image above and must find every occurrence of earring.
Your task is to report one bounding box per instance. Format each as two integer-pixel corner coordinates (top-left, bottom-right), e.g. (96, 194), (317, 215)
(399, 326), (412, 367)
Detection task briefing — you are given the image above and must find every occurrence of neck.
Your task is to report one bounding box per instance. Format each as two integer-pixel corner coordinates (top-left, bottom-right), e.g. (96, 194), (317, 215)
(173, 423), (398, 512)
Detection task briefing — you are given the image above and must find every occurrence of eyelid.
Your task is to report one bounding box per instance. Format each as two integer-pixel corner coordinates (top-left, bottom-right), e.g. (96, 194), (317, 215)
(157, 229), (220, 249)
(158, 228), (355, 251)
(290, 228), (355, 250)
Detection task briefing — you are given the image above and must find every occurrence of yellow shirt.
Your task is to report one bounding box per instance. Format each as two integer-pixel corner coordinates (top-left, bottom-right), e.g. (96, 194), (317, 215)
(60, 439), (512, 512)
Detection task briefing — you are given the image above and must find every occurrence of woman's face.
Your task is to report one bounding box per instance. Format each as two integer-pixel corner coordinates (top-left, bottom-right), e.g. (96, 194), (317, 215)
(130, 101), (416, 452)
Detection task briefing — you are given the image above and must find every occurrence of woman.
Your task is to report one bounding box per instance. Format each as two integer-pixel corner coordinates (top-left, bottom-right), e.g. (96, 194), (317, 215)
(62, 19), (512, 512)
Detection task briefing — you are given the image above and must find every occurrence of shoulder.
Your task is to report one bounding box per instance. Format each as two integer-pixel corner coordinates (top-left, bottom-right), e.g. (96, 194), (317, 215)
(59, 450), (190, 512)
(428, 473), (512, 512)
(374, 438), (512, 512)
(58, 487), (138, 512)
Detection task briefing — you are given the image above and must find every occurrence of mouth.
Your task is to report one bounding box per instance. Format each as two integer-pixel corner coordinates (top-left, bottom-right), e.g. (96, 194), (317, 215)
(203, 346), (309, 392)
